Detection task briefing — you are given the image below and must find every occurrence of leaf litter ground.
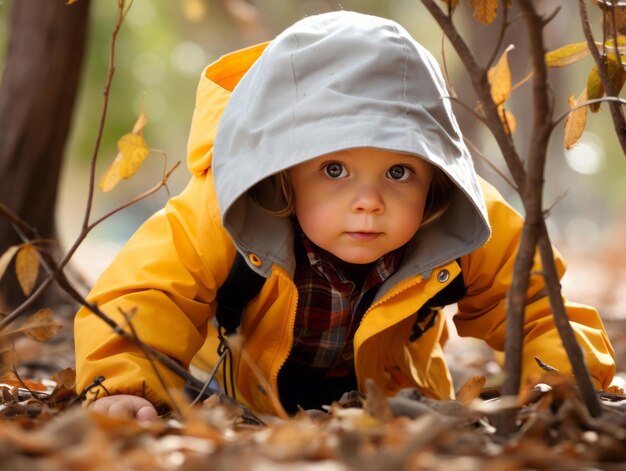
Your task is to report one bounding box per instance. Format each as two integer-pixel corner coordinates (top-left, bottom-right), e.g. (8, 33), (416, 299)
(3, 249), (626, 470)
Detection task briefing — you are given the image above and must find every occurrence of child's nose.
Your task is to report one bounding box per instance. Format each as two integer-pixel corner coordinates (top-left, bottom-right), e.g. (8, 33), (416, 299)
(351, 185), (384, 213)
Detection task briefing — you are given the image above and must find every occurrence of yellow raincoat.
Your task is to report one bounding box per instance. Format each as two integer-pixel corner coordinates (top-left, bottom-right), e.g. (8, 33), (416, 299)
(75, 12), (615, 417)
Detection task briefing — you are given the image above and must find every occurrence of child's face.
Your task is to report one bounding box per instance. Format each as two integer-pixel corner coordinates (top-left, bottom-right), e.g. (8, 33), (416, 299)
(287, 148), (434, 264)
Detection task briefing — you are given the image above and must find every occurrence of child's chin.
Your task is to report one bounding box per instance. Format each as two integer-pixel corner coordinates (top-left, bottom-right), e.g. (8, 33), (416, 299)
(334, 252), (381, 265)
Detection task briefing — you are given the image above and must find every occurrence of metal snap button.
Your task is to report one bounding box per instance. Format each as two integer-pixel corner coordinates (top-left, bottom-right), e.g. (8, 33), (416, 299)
(248, 253), (262, 267)
(437, 269), (450, 283)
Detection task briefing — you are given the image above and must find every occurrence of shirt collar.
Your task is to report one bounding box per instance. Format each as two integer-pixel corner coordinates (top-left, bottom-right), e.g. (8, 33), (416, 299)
(295, 221), (403, 288)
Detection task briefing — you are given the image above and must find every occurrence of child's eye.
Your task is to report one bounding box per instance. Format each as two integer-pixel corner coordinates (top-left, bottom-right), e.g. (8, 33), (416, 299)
(323, 162), (348, 179)
(387, 165), (412, 181)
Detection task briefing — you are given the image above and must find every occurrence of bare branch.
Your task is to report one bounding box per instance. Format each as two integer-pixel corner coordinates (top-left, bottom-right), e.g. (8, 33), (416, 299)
(537, 226), (603, 417)
(420, 0), (527, 191)
(485, 4), (512, 70)
(82, 0), (125, 229)
(0, 203), (38, 238)
(578, 0), (626, 156)
(0, 162), (179, 330)
(463, 137), (517, 191)
(87, 161), (180, 230)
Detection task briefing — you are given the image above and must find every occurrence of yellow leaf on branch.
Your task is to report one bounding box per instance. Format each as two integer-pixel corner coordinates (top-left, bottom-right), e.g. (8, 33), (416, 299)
(585, 54), (626, 113)
(470, 0), (499, 25)
(116, 133), (150, 179)
(488, 45), (514, 106)
(15, 243), (39, 296)
(546, 41), (626, 68)
(99, 103), (150, 192)
(564, 88), (588, 150)
(545, 42), (591, 67)
(586, 66), (604, 112)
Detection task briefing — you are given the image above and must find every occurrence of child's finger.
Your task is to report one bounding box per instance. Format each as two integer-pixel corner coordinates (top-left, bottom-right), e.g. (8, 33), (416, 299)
(107, 397), (137, 418)
(135, 403), (158, 423)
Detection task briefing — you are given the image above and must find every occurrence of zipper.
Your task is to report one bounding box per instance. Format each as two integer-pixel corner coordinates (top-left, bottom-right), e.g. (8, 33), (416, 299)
(353, 276), (423, 389)
(269, 272), (298, 416)
(360, 275), (424, 322)
(361, 260), (461, 323)
(353, 263), (458, 383)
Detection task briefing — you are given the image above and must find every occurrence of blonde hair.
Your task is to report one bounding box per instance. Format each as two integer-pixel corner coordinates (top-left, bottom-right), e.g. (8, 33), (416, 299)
(259, 166), (453, 227)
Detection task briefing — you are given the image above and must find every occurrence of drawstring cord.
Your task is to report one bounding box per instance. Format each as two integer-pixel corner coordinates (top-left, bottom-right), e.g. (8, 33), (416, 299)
(190, 348), (228, 406)
(216, 326), (237, 401)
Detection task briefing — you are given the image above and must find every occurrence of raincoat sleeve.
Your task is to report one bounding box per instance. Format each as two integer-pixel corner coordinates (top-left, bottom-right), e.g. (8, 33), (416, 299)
(74, 173), (235, 411)
(453, 180), (615, 390)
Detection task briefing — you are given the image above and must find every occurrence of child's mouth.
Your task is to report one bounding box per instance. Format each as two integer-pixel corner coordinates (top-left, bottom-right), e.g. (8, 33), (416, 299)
(346, 232), (381, 241)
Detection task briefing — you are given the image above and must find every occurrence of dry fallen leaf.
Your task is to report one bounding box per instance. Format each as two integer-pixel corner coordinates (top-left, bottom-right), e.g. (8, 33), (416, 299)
(455, 376), (486, 406)
(18, 308), (63, 342)
(51, 368), (76, 390)
(563, 87), (588, 150)
(363, 378), (393, 422)
(15, 243), (39, 296)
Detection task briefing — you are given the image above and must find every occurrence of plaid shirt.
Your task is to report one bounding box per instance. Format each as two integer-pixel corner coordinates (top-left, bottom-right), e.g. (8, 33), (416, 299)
(289, 226), (403, 377)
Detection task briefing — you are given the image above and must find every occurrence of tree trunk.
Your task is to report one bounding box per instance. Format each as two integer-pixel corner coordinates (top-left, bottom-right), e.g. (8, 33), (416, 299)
(0, 0), (91, 311)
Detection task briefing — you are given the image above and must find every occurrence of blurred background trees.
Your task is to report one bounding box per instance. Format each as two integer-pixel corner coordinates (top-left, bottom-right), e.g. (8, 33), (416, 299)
(0, 0), (90, 309)
(0, 0), (624, 316)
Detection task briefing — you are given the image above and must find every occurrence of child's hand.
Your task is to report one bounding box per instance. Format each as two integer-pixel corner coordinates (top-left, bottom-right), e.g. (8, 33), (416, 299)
(89, 394), (158, 423)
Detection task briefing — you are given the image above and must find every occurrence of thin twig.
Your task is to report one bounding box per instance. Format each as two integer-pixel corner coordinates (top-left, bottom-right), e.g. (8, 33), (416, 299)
(190, 351), (227, 406)
(552, 96), (626, 128)
(88, 161), (180, 229)
(537, 227), (603, 417)
(518, 0), (603, 420)
(498, 0), (554, 404)
(83, 0), (125, 229)
(0, 162), (179, 330)
(578, 0), (626, 156)
(510, 69), (534, 94)
(12, 367), (46, 400)
(463, 137), (517, 191)
(119, 308), (183, 417)
(447, 95), (490, 126)
(0, 203), (38, 237)
(485, 4), (511, 70)
(609, 0), (623, 66)
(439, 32), (456, 97)
(420, 0), (527, 191)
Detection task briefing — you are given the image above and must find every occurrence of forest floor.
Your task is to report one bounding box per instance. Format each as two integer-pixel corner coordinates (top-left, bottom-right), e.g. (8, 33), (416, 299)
(2, 246), (626, 471)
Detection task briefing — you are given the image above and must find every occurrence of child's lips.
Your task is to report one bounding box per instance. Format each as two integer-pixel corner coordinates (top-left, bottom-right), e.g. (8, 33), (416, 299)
(346, 231), (382, 241)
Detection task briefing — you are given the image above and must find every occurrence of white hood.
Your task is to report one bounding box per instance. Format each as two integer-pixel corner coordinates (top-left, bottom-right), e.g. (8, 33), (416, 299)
(212, 11), (490, 284)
